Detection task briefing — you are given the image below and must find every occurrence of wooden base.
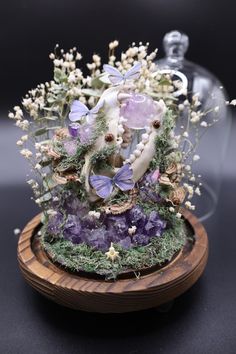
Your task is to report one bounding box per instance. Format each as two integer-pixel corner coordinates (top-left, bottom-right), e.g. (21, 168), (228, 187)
(17, 210), (208, 313)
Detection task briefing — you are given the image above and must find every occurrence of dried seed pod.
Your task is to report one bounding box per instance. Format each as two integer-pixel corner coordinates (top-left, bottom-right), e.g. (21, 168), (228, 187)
(168, 186), (186, 205)
(102, 189), (138, 215)
(152, 120), (161, 129)
(47, 149), (61, 160)
(166, 163), (177, 175)
(159, 174), (173, 186)
(54, 128), (70, 140)
(105, 133), (115, 142)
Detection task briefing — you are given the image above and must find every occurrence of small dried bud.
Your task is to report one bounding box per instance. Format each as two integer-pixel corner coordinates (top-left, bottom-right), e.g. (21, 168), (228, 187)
(105, 133), (114, 142)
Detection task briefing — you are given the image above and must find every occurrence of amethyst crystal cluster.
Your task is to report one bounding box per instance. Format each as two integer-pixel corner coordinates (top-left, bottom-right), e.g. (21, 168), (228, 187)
(46, 191), (166, 252)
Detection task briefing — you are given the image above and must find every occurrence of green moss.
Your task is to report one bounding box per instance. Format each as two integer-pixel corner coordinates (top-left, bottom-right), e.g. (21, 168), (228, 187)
(90, 145), (117, 172)
(150, 109), (176, 171)
(41, 216), (190, 280)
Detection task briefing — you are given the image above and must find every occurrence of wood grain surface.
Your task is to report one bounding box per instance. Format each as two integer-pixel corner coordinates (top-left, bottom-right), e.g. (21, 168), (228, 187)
(17, 209), (208, 313)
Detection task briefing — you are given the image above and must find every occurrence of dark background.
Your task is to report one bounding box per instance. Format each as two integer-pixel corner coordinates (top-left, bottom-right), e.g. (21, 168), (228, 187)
(1, 0), (236, 112)
(0, 1), (236, 354)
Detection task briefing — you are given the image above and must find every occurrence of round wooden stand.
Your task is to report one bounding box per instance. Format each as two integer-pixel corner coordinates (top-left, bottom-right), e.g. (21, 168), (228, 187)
(17, 210), (208, 313)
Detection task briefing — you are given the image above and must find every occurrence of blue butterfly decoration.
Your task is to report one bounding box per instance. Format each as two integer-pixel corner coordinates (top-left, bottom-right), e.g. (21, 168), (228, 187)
(103, 62), (141, 85)
(89, 164), (135, 199)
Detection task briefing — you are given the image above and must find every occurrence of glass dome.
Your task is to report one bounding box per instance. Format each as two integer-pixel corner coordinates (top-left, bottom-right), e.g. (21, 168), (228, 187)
(156, 30), (232, 221)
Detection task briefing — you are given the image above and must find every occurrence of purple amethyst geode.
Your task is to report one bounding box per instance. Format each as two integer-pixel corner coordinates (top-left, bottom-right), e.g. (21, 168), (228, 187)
(46, 194), (167, 251)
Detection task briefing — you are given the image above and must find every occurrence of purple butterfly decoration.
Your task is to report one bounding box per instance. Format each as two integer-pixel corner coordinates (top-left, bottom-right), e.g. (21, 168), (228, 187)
(89, 164), (135, 199)
(69, 100), (104, 124)
(103, 62), (141, 85)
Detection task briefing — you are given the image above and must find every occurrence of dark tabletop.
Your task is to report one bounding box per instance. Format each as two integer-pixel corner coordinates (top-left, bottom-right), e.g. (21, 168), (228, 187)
(0, 120), (236, 354)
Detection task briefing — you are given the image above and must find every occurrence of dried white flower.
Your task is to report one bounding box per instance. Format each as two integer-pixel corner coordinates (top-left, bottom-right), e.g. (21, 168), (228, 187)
(230, 99), (236, 106)
(128, 225), (137, 235)
(88, 210), (101, 219)
(76, 52), (82, 60)
(35, 163), (42, 170)
(53, 59), (63, 67)
(13, 228), (21, 235)
(49, 53), (55, 60)
(185, 201), (195, 210)
(21, 135), (28, 142)
(20, 149), (32, 159)
(200, 121), (208, 127)
(193, 154), (200, 161)
(8, 112), (15, 119)
(185, 165), (191, 171)
(105, 243), (119, 262)
(47, 209), (57, 216)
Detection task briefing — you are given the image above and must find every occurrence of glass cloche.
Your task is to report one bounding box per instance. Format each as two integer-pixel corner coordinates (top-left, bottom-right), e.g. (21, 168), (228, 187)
(156, 30), (232, 221)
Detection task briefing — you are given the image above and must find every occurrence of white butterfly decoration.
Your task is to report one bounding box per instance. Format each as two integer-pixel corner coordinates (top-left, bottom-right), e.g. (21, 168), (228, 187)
(69, 100), (104, 123)
(103, 62), (142, 85)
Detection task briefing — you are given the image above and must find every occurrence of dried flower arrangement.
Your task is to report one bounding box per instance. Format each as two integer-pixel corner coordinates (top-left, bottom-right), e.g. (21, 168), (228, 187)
(10, 41), (234, 280)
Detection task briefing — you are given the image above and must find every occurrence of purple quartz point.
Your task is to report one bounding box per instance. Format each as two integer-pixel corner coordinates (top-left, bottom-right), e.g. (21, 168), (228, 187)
(128, 205), (147, 228)
(64, 214), (82, 244)
(120, 93), (162, 129)
(47, 212), (63, 236)
(106, 214), (129, 237)
(133, 233), (150, 246)
(87, 227), (110, 251)
(145, 211), (166, 237)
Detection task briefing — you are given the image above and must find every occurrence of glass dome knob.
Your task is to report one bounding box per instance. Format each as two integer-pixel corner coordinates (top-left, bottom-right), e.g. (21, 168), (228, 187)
(163, 30), (189, 67)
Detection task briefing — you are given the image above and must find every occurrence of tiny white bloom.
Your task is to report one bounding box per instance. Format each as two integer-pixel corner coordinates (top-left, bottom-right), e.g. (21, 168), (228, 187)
(176, 213), (182, 219)
(183, 131), (189, 138)
(88, 210), (101, 219)
(20, 149), (32, 159)
(169, 207), (175, 213)
(14, 228), (21, 235)
(16, 140), (23, 146)
(8, 112), (15, 119)
(128, 225), (137, 235)
(230, 99), (236, 106)
(195, 187), (201, 196)
(193, 154), (200, 161)
(21, 135), (28, 142)
(53, 59), (62, 67)
(200, 121), (208, 127)
(35, 163), (42, 170)
(49, 53), (55, 60)
(36, 152), (42, 159)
